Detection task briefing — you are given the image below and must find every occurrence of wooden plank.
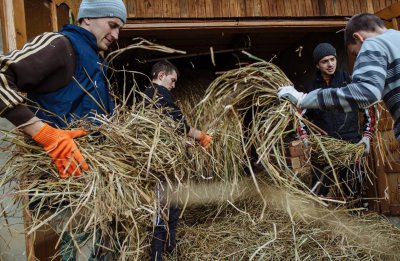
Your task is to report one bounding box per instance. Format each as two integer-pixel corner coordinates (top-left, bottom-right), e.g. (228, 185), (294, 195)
(163, 0), (172, 17)
(304, 0), (314, 16)
(387, 173), (400, 208)
(221, 0), (230, 17)
(123, 19), (348, 30)
(352, 0), (361, 13)
(212, 0), (222, 17)
(13, 0), (26, 49)
(188, 0), (197, 18)
(197, 0), (206, 17)
(50, 1), (58, 32)
(244, 0), (254, 16)
(229, 0), (239, 17)
(291, 0), (300, 16)
(179, 0), (188, 18)
(260, 0), (269, 16)
(0, 0), (9, 53)
(366, 0), (374, 13)
(204, 0), (213, 18)
(316, 0), (325, 16)
(267, 0), (278, 16)
(347, 0), (355, 16)
(387, 0), (394, 10)
(143, 0), (154, 18)
(324, 0), (334, 16)
(238, 0), (246, 17)
(380, 0), (387, 12)
(136, 0), (146, 17)
(153, 0), (163, 17)
(373, 0), (381, 12)
(332, 0), (341, 16)
(254, 0), (262, 16)
(171, 0), (180, 17)
(284, 0), (293, 16)
(275, 0), (285, 16)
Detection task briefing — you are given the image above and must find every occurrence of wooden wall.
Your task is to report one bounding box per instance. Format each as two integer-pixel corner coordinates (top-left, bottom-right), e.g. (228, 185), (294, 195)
(127, 0), (400, 18)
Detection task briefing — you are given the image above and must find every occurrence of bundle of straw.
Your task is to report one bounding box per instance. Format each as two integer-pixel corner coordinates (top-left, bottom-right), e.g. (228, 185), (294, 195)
(1, 102), (222, 259)
(194, 61), (370, 202)
(0, 61), (387, 260)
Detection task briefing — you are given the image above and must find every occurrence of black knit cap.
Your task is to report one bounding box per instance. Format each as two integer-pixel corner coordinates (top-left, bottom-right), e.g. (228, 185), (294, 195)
(313, 43), (336, 64)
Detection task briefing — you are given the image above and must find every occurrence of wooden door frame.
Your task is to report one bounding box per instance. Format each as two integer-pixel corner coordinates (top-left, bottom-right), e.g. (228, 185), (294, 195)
(0, 0), (26, 52)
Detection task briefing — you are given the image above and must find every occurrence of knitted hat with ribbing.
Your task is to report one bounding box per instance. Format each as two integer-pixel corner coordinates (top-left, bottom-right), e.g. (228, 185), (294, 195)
(313, 43), (336, 64)
(77, 0), (127, 23)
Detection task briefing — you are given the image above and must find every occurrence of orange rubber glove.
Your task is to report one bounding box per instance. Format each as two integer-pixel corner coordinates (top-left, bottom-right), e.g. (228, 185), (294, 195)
(199, 131), (212, 149)
(32, 123), (88, 178)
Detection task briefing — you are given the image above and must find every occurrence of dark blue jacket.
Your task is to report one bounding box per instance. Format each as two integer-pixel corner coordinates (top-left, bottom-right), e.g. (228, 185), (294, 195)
(304, 71), (361, 143)
(27, 24), (114, 127)
(144, 83), (190, 134)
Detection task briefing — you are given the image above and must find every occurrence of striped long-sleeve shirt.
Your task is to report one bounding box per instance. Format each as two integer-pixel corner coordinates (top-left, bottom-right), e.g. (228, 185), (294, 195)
(0, 33), (75, 127)
(300, 29), (400, 140)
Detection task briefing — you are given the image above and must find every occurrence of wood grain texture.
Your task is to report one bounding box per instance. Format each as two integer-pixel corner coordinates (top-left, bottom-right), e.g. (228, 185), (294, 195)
(126, 0), (400, 18)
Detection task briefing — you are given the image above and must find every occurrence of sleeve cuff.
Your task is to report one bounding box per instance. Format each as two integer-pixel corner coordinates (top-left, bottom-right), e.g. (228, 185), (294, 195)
(299, 89), (320, 109)
(2, 104), (36, 127)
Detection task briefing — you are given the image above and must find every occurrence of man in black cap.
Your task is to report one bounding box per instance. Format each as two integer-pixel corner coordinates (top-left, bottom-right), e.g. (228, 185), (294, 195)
(299, 43), (375, 201)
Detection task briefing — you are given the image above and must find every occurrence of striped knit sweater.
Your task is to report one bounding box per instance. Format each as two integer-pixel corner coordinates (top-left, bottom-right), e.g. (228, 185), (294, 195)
(300, 29), (400, 140)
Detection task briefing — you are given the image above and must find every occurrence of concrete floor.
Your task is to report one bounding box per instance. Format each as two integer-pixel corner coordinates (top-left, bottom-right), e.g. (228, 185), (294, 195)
(0, 119), (26, 261)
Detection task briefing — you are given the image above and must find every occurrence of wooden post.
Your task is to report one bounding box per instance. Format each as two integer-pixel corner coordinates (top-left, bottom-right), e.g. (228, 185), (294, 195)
(0, 0), (27, 51)
(0, 0), (17, 52)
(50, 1), (59, 32)
(13, 0), (27, 49)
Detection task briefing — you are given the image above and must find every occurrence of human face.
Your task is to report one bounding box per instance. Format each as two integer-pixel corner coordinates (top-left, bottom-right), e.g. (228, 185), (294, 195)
(81, 17), (124, 51)
(160, 71), (178, 91)
(316, 55), (337, 77)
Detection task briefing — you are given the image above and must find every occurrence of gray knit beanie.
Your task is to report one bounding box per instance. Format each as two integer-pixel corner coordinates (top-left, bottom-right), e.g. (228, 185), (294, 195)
(313, 43), (336, 64)
(77, 0), (127, 24)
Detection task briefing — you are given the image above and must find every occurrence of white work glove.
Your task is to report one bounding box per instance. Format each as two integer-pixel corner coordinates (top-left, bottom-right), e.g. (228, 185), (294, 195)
(358, 136), (371, 157)
(277, 86), (306, 107)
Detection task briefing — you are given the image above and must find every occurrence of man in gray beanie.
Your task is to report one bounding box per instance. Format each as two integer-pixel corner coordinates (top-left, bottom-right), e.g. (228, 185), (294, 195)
(297, 42), (375, 203)
(0, 0), (127, 259)
(78, 0), (127, 24)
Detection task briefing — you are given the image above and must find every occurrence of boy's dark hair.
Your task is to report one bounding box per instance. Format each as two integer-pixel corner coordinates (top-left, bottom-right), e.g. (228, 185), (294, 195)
(151, 60), (179, 80)
(345, 13), (385, 45)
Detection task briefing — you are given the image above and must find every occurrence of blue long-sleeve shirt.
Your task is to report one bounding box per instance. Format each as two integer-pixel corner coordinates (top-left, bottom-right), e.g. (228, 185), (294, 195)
(300, 29), (400, 140)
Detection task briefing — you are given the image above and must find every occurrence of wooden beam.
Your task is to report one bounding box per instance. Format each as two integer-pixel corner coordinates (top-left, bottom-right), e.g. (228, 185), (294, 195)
(0, 0), (17, 52)
(123, 19), (347, 31)
(0, 0), (8, 52)
(0, 0), (27, 51)
(50, 1), (59, 31)
(13, 0), (27, 49)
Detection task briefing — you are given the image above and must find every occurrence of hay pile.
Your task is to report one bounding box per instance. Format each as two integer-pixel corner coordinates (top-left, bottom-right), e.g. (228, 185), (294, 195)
(1, 62), (399, 260)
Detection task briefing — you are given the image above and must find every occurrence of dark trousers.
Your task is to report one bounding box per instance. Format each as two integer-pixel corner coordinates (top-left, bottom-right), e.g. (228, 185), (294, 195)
(150, 205), (180, 261)
(311, 161), (363, 198)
